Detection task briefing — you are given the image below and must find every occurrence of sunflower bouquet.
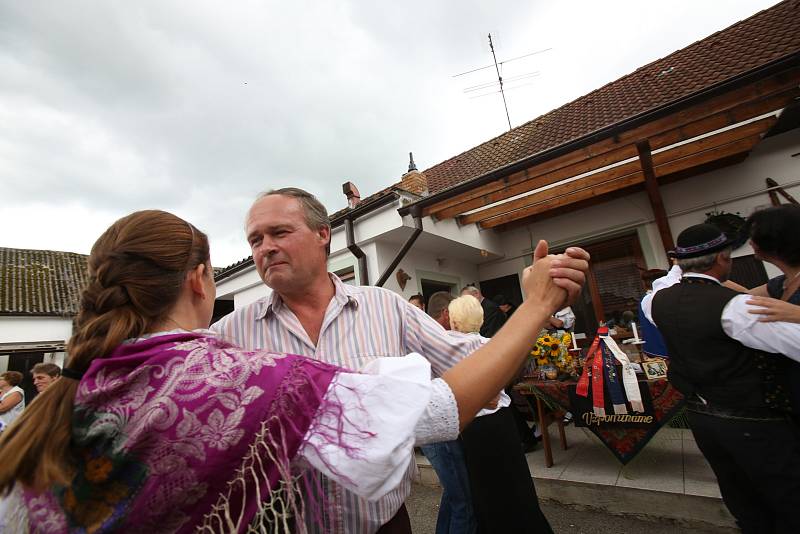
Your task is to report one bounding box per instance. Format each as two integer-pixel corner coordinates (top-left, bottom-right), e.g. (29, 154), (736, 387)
(528, 331), (577, 378)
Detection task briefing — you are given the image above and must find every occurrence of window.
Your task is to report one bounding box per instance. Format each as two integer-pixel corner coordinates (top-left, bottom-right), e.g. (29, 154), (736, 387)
(335, 266), (356, 285)
(575, 234), (647, 329)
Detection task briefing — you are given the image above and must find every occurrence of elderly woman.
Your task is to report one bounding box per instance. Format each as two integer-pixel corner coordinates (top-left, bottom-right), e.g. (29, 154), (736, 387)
(0, 210), (586, 533)
(448, 295), (554, 534)
(0, 371), (25, 432)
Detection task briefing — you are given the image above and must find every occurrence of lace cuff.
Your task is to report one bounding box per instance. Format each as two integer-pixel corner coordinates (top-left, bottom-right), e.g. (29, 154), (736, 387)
(414, 378), (459, 446)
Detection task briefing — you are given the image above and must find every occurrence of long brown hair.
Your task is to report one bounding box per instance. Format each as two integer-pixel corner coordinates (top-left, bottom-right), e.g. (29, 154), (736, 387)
(0, 210), (209, 493)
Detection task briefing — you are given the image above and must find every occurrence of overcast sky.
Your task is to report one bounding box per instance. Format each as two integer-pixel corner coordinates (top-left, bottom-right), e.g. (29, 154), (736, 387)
(0, 0), (780, 267)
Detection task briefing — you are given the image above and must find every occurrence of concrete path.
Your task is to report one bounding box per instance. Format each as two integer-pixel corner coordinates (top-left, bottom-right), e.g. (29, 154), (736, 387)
(406, 483), (737, 534)
(415, 425), (737, 530)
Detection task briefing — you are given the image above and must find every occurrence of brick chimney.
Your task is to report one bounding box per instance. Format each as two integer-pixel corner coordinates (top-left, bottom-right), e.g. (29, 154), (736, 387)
(342, 181), (361, 208)
(398, 152), (428, 196)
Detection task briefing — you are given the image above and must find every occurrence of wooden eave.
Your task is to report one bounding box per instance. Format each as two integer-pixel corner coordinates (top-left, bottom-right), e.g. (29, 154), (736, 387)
(421, 66), (800, 231)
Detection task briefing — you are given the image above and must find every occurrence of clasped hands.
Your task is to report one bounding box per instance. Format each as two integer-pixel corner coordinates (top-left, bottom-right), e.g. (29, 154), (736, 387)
(522, 240), (590, 311)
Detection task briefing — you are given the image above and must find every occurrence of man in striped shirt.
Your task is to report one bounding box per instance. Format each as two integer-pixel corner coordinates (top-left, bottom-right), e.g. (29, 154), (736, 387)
(212, 187), (587, 533)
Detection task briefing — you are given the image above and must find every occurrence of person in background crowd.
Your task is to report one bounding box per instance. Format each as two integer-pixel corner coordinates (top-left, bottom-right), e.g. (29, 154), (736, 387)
(725, 204), (800, 418)
(422, 291), (476, 534)
(644, 223), (800, 533)
(461, 285), (506, 338)
(409, 294), (425, 311)
(213, 188), (590, 534)
(638, 264), (680, 359)
(0, 371), (25, 432)
(493, 293), (517, 317)
(548, 306), (575, 331)
(0, 209), (582, 533)
(31, 363), (61, 393)
(448, 295), (554, 534)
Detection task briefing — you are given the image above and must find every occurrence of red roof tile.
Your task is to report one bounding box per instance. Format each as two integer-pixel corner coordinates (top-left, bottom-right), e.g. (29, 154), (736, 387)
(423, 0), (800, 194)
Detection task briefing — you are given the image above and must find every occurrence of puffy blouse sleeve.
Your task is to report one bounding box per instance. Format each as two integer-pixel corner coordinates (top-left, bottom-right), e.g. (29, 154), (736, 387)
(296, 353), (459, 501)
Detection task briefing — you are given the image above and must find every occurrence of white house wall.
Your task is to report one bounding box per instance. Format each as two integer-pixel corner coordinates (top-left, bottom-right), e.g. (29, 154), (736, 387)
(479, 128), (799, 285)
(374, 240), (479, 299)
(0, 316), (73, 345)
(216, 266), (262, 301)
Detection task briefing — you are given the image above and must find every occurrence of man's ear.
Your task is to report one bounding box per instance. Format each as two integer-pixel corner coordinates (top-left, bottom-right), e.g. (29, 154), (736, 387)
(318, 225), (331, 246)
(188, 264), (209, 300)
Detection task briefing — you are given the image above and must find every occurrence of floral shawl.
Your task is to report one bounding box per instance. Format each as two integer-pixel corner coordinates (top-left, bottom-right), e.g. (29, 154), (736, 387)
(11, 332), (347, 533)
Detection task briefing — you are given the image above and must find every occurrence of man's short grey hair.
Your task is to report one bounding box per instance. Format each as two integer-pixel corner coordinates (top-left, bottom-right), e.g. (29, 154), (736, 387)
(428, 291), (455, 320)
(461, 286), (480, 298)
(677, 247), (732, 273)
(256, 187), (330, 232)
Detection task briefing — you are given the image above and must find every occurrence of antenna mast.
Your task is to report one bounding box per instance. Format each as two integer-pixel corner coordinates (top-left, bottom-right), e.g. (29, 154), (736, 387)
(488, 33), (512, 131)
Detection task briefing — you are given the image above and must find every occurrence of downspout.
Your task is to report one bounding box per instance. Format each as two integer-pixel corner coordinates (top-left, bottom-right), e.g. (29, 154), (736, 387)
(344, 217), (369, 285)
(375, 205), (423, 287)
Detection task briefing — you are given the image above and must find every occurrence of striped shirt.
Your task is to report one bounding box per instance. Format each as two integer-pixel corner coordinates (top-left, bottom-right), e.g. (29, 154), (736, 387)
(211, 274), (482, 534)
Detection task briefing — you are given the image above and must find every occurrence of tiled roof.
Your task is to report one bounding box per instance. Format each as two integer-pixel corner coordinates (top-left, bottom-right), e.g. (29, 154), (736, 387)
(0, 248), (88, 316)
(422, 0), (800, 195)
(213, 255), (256, 282)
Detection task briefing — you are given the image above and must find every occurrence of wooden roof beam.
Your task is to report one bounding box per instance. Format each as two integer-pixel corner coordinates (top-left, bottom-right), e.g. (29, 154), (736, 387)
(478, 134), (764, 229)
(424, 70), (799, 219)
(637, 140), (674, 253)
(459, 116), (777, 226)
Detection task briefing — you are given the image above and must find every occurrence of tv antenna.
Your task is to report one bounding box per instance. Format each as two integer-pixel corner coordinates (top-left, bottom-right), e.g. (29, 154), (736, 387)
(454, 34), (551, 131)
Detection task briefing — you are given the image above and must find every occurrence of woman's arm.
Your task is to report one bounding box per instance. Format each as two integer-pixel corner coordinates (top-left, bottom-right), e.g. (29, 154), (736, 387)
(723, 280), (769, 296)
(0, 392), (22, 414)
(746, 296), (800, 323)
(443, 241), (588, 428)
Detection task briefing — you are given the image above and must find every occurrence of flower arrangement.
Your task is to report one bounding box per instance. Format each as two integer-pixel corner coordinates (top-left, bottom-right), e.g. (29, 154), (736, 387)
(528, 331), (577, 377)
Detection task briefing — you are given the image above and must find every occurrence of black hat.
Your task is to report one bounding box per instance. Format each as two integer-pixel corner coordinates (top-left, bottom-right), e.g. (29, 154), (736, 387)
(493, 293), (509, 306)
(672, 223), (735, 259)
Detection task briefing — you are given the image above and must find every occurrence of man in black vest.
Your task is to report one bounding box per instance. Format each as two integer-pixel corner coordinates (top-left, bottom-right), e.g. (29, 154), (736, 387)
(644, 223), (800, 533)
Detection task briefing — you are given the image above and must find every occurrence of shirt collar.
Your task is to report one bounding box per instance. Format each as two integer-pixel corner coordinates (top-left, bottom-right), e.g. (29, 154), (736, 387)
(255, 272), (360, 321)
(682, 272), (722, 284)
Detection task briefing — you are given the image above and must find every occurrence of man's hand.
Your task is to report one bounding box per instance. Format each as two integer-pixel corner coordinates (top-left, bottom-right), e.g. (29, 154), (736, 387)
(746, 296), (800, 323)
(532, 240), (590, 306)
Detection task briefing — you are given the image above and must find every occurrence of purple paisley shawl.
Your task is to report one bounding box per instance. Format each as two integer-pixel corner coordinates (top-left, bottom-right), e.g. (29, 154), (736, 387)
(21, 332), (344, 533)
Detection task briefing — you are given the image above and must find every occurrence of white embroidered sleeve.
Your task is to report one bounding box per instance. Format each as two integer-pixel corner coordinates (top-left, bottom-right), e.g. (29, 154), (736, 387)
(297, 353), (459, 501)
(414, 378), (459, 446)
(722, 295), (800, 362)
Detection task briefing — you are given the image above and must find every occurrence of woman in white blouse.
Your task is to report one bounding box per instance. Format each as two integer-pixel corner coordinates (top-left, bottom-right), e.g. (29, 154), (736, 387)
(0, 371), (25, 432)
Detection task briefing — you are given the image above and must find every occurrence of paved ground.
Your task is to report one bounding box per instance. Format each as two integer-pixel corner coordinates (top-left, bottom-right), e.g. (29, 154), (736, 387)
(406, 483), (738, 534)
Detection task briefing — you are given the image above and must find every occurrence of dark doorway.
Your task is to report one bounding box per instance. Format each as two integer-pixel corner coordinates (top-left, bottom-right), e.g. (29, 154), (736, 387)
(7, 352), (44, 405)
(212, 299), (235, 324)
(730, 254), (769, 289)
(479, 274), (523, 307)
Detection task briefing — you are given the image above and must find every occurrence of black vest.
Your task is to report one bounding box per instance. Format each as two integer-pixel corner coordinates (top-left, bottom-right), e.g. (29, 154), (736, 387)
(651, 279), (766, 408)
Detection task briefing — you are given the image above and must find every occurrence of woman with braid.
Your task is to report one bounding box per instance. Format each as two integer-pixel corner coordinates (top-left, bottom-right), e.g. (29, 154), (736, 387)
(0, 210), (587, 533)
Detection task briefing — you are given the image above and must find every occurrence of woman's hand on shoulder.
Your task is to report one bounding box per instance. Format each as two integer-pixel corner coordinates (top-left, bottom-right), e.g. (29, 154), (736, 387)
(746, 296), (800, 323)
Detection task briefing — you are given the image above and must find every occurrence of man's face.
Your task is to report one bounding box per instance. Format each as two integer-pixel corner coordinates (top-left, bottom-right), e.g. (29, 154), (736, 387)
(33, 373), (56, 392)
(436, 309), (452, 330)
(246, 195), (330, 294)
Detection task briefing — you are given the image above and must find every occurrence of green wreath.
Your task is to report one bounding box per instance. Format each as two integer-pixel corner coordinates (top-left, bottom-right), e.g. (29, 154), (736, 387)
(704, 210), (748, 249)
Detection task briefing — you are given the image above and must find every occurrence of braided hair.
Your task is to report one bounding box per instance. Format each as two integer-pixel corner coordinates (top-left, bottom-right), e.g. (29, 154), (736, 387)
(0, 210), (209, 492)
